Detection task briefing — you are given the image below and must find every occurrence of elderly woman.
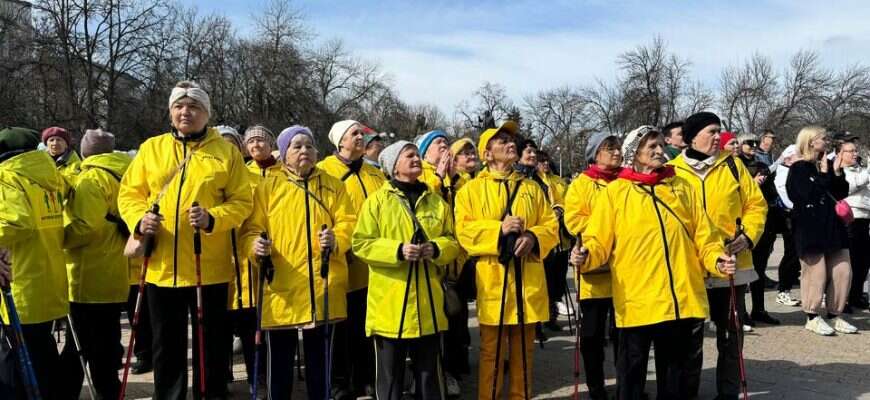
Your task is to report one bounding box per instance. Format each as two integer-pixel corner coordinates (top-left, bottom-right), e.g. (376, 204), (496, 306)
(118, 81), (253, 399)
(0, 127), (68, 399)
(352, 141), (459, 400)
(573, 126), (735, 400)
(415, 129), (453, 196)
(41, 126), (81, 194)
(563, 131), (623, 400)
(786, 126), (858, 335)
(841, 140), (870, 313)
(242, 126), (355, 399)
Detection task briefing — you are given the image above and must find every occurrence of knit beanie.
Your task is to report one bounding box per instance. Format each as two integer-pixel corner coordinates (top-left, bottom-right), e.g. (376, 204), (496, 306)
(364, 134), (383, 148)
(719, 131), (736, 150)
(737, 133), (759, 145)
(585, 131), (614, 164)
(244, 125), (274, 145)
(328, 120), (361, 149)
(449, 138), (475, 156)
(516, 137), (538, 158)
(683, 112), (721, 146)
(379, 140), (415, 178)
(415, 130), (448, 159)
(168, 81), (211, 116)
(621, 125), (659, 167)
(216, 125), (243, 151)
(277, 125), (315, 161)
(41, 126), (71, 145)
(0, 127), (40, 162)
(80, 129), (116, 158)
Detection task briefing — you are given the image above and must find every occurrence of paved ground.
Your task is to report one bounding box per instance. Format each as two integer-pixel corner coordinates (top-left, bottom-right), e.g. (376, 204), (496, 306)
(103, 237), (870, 399)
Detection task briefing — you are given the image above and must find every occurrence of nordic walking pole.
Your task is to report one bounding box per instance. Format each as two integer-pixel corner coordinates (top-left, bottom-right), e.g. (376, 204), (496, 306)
(320, 224), (332, 400)
(2, 285), (42, 400)
(66, 314), (96, 400)
(251, 232), (274, 400)
(727, 218), (750, 399)
(490, 229), (518, 400)
(119, 203), (159, 400)
(386, 252), (415, 398)
(514, 254), (530, 400)
(569, 233), (584, 400)
(192, 201), (207, 398)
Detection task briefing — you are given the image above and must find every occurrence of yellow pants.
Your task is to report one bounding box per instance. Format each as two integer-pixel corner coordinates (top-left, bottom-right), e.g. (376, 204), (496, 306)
(478, 324), (535, 400)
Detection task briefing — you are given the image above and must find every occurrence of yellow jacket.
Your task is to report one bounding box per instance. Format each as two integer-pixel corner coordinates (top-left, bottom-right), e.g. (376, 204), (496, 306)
(64, 152), (132, 303)
(669, 153), (768, 286)
(242, 167), (355, 329)
(118, 128), (253, 287)
(419, 161), (451, 198)
(580, 172), (727, 328)
(564, 172), (613, 300)
(317, 155), (385, 292)
(57, 150), (82, 197)
(0, 151), (69, 324)
(225, 160), (283, 310)
(454, 169), (559, 326)
(444, 171), (474, 280)
(352, 182), (459, 338)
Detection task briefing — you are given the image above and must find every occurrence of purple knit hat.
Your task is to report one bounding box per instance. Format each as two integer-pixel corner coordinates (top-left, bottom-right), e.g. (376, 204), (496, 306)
(277, 125), (315, 161)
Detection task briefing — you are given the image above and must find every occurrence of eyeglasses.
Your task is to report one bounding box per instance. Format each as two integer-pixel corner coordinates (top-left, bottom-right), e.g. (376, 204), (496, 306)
(744, 141), (759, 147)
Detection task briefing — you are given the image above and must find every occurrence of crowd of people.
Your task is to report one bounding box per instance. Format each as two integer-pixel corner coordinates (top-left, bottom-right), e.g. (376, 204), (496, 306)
(0, 80), (867, 400)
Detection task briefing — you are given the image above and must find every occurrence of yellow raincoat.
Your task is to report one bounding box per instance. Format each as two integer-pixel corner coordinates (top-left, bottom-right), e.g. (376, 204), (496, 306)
(580, 172), (727, 328)
(419, 160), (451, 197)
(118, 128), (253, 287)
(317, 155), (385, 292)
(564, 172), (614, 300)
(242, 167), (355, 329)
(669, 152), (767, 285)
(352, 182), (459, 338)
(0, 151), (68, 324)
(56, 150), (82, 196)
(454, 169), (559, 326)
(225, 160), (283, 310)
(64, 152), (132, 303)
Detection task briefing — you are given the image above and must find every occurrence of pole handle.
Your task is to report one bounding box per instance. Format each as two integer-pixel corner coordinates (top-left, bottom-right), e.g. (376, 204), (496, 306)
(259, 232), (274, 283)
(143, 204), (161, 258)
(320, 224), (330, 278)
(192, 202), (202, 254)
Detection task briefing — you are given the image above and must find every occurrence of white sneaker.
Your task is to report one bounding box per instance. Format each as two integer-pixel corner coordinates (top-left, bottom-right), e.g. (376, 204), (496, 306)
(445, 373), (461, 396)
(556, 301), (569, 316)
(776, 291), (801, 307)
(232, 336), (243, 354)
(805, 317), (835, 336)
(830, 317), (858, 334)
(742, 324), (753, 332)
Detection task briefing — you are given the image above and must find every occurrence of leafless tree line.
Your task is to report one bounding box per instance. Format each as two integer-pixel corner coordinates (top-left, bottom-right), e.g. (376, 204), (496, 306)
(457, 37), (870, 174)
(0, 0), (443, 150)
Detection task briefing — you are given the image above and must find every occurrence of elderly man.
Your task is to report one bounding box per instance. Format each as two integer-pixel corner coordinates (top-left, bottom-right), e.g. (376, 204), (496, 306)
(118, 81), (252, 399)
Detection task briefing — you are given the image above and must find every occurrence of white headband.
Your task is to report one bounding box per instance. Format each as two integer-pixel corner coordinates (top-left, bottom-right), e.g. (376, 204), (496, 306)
(168, 86), (211, 116)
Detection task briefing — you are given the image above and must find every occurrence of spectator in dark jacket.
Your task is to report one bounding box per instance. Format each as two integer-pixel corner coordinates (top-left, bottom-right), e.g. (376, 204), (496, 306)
(786, 126), (858, 336)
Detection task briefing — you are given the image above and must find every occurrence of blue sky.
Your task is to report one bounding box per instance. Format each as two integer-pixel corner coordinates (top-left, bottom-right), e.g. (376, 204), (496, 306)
(190, 0), (870, 115)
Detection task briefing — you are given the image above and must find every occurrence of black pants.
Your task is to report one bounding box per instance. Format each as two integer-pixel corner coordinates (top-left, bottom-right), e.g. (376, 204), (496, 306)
(544, 250), (570, 318)
(265, 326), (330, 400)
(778, 221), (801, 292)
(578, 298), (617, 399)
(708, 285), (747, 399)
(147, 283), (230, 400)
(59, 302), (124, 399)
(0, 321), (60, 399)
(126, 285), (153, 363)
(617, 318), (702, 400)
(750, 215), (778, 313)
(443, 300), (470, 377)
(848, 219), (870, 304)
(226, 308), (260, 386)
(331, 289), (374, 396)
(374, 334), (444, 400)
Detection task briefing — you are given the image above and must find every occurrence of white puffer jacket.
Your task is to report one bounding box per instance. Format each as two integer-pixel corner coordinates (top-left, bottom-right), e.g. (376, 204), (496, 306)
(844, 165), (870, 219)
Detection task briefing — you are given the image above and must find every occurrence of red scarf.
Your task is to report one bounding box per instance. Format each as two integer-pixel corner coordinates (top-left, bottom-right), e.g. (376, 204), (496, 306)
(618, 165), (675, 185)
(583, 165), (621, 182)
(255, 156), (277, 169)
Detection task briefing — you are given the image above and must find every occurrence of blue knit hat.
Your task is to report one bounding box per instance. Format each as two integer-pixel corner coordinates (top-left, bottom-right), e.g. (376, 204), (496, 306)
(415, 130), (448, 159)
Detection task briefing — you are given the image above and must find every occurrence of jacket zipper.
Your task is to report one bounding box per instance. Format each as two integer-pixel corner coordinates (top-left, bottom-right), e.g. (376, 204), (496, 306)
(172, 142), (189, 287)
(303, 178), (317, 323)
(648, 185), (681, 320)
(356, 173), (368, 198)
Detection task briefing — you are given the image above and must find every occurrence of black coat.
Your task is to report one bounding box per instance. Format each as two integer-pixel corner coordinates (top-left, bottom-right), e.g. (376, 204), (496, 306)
(785, 159), (850, 256)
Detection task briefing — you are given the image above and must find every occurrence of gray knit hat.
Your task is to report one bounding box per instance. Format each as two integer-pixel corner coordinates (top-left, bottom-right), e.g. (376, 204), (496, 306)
(378, 140), (416, 178)
(81, 128), (115, 158)
(585, 131), (615, 164)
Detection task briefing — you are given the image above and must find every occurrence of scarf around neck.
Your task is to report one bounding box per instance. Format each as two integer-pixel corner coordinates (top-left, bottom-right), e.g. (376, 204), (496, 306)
(618, 165), (675, 185)
(583, 165), (621, 182)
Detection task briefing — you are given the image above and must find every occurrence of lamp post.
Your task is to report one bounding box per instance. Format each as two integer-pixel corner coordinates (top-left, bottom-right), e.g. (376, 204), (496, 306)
(557, 146), (563, 178)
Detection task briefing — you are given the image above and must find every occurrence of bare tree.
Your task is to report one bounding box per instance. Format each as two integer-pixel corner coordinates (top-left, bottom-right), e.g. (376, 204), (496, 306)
(454, 81), (515, 135)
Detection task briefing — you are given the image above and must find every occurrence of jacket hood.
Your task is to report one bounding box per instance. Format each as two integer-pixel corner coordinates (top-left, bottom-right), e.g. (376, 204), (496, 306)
(80, 152), (132, 177)
(0, 150), (62, 192)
